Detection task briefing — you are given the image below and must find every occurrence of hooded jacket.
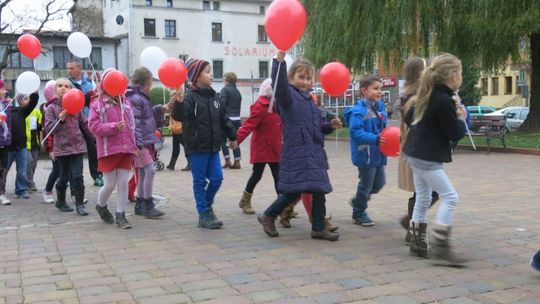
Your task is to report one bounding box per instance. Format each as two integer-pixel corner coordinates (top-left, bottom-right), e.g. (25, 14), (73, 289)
(44, 97), (88, 157)
(8, 93), (38, 151)
(125, 85), (165, 149)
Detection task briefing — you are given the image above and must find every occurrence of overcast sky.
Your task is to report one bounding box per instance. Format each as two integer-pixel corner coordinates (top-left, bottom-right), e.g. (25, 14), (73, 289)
(2, 0), (72, 33)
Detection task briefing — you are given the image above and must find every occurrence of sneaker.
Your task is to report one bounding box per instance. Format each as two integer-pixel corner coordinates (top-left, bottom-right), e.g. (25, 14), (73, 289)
(43, 191), (55, 204)
(93, 177), (104, 187)
(15, 192), (30, 199)
(116, 212), (132, 229)
(353, 212), (375, 227)
(0, 194), (11, 205)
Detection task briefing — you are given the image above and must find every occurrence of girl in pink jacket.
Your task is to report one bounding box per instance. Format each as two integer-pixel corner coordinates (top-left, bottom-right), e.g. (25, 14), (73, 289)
(88, 71), (136, 229)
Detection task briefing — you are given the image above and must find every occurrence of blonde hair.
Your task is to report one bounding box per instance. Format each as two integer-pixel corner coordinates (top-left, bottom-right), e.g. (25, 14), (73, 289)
(55, 78), (72, 90)
(131, 67), (152, 86)
(401, 57), (426, 114)
(410, 53), (461, 125)
(287, 57), (315, 80)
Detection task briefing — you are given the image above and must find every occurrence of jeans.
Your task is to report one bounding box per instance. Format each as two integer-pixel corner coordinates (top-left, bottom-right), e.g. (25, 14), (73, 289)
(221, 120), (241, 160)
(0, 149), (8, 195)
(45, 160), (76, 194)
(189, 152), (223, 214)
(5, 148), (28, 196)
(245, 162), (279, 194)
(26, 149), (39, 188)
(56, 153), (84, 204)
(264, 192), (327, 232)
(411, 166), (458, 225)
(352, 166), (385, 218)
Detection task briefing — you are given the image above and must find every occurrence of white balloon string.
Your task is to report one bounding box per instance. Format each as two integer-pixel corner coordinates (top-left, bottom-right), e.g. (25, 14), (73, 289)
(119, 95), (125, 123)
(268, 61), (281, 113)
(87, 56), (99, 86)
(334, 96), (338, 149)
(41, 118), (61, 146)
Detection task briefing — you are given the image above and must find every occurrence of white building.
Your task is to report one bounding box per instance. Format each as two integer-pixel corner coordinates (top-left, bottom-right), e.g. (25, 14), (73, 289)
(94, 0), (273, 115)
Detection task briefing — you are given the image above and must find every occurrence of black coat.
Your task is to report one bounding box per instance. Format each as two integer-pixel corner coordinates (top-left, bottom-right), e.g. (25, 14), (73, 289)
(219, 84), (242, 117)
(8, 93), (38, 151)
(403, 84), (466, 163)
(173, 86), (236, 155)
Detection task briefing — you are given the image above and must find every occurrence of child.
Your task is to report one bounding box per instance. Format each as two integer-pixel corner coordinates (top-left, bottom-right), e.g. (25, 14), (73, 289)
(343, 76), (387, 227)
(403, 53), (467, 263)
(44, 78), (89, 215)
(236, 78), (281, 214)
(171, 58), (237, 229)
(125, 67), (166, 218)
(89, 69), (137, 229)
(4, 93), (38, 200)
(0, 80), (12, 205)
(25, 97), (42, 192)
(257, 52), (341, 241)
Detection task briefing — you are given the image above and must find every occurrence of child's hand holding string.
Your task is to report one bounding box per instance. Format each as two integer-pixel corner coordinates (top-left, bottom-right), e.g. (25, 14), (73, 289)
(59, 110), (67, 121)
(276, 51), (285, 63)
(116, 121), (126, 131)
(331, 118), (342, 129)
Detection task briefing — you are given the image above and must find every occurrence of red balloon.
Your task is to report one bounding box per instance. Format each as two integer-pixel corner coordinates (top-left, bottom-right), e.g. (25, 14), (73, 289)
(319, 62), (351, 96)
(158, 58), (187, 88)
(102, 70), (128, 96)
(265, 0), (307, 51)
(62, 89), (85, 115)
(379, 126), (401, 157)
(17, 34), (42, 59)
(155, 130), (161, 139)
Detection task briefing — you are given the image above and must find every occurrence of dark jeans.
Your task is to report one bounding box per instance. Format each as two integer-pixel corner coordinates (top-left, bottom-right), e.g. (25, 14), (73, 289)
(0, 149), (7, 195)
(5, 148), (28, 196)
(245, 162), (279, 194)
(83, 131), (101, 180)
(56, 153), (84, 204)
(352, 166), (385, 218)
(221, 120), (241, 160)
(264, 192), (326, 232)
(170, 133), (188, 163)
(45, 160), (77, 194)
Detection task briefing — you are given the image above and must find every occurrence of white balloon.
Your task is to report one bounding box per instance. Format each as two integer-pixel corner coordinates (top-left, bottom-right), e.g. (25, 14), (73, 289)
(16, 71), (41, 94)
(67, 32), (92, 58)
(140, 46), (168, 79)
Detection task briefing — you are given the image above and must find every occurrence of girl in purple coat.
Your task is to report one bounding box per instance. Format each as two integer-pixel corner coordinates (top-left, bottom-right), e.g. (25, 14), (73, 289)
(257, 52), (342, 241)
(44, 78), (89, 216)
(89, 70), (137, 228)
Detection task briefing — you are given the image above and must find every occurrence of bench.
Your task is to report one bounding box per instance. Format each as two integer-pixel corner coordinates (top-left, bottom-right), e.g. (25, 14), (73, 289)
(468, 115), (507, 154)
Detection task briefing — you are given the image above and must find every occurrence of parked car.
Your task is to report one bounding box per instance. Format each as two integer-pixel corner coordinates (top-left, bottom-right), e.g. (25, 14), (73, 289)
(466, 105), (497, 117)
(486, 106), (529, 132)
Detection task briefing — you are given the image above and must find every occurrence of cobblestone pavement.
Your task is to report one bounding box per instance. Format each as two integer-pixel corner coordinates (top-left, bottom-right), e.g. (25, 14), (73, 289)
(0, 137), (539, 304)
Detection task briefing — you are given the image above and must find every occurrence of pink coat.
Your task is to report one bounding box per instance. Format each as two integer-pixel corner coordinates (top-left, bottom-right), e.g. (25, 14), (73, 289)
(88, 96), (136, 159)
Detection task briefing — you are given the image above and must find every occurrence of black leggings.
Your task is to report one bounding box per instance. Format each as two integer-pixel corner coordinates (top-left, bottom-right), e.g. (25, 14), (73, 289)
(245, 162), (279, 194)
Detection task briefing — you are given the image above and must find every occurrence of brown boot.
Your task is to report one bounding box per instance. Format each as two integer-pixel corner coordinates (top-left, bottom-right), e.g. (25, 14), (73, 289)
(257, 215), (278, 237)
(325, 216), (339, 232)
(409, 221), (429, 258)
(222, 159), (232, 169)
(279, 205), (293, 228)
(311, 229), (339, 241)
(431, 223), (468, 265)
(230, 160), (241, 169)
(239, 191), (255, 214)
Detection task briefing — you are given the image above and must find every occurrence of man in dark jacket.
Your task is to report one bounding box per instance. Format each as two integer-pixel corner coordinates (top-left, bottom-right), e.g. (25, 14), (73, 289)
(219, 72), (242, 169)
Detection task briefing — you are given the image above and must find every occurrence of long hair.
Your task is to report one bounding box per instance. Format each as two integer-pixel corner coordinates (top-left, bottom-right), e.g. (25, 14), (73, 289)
(410, 53), (461, 125)
(401, 57), (426, 113)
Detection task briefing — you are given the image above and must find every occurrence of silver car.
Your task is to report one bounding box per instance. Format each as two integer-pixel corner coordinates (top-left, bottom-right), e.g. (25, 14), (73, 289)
(486, 106), (529, 132)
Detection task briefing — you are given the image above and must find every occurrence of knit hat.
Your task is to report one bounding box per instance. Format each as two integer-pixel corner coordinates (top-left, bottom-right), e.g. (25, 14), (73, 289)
(0, 79), (4, 89)
(258, 78), (273, 98)
(13, 93), (28, 106)
(185, 58), (209, 86)
(44, 80), (56, 102)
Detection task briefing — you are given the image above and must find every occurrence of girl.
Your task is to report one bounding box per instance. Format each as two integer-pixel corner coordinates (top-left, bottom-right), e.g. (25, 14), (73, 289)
(403, 53), (467, 263)
(89, 70), (137, 229)
(0, 80), (12, 205)
(397, 57), (439, 244)
(44, 78), (89, 215)
(343, 76), (387, 227)
(125, 67), (167, 218)
(237, 78), (281, 214)
(257, 52), (341, 241)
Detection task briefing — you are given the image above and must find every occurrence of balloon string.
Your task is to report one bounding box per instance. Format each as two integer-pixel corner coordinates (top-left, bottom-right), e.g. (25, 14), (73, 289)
(1, 99), (14, 115)
(119, 95), (125, 123)
(41, 118), (61, 146)
(268, 61), (281, 113)
(87, 56), (99, 86)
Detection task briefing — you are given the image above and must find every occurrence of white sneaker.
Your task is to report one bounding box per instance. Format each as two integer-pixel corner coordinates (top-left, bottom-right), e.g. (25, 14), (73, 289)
(0, 194), (11, 205)
(43, 191), (55, 204)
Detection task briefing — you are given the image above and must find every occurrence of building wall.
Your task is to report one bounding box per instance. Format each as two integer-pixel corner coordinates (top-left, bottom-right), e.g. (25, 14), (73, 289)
(477, 65), (530, 108)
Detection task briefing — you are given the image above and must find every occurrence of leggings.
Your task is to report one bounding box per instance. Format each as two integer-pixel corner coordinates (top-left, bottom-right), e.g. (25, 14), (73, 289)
(137, 163), (155, 199)
(245, 162), (279, 194)
(97, 169), (131, 213)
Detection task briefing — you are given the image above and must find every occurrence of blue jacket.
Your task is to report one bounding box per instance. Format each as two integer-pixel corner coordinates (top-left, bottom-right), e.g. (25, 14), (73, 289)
(343, 98), (387, 168)
(272, 59), (334, 194)
(69, 73), (93, 95)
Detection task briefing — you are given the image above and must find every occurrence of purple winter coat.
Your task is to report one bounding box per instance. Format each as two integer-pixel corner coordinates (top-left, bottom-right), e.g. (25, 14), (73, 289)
(0, 99), (12, 148)
(272, 59), (335, 194)
(125, 85), (165, 148)
(44, 97), (88, 157)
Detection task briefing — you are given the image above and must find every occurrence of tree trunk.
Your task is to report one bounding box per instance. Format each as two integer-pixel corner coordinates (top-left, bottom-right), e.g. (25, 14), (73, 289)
(520, 32), (540, 132)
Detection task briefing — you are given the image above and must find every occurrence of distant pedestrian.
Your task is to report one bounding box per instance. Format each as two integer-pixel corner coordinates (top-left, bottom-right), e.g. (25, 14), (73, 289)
(220, 72), (242, 169)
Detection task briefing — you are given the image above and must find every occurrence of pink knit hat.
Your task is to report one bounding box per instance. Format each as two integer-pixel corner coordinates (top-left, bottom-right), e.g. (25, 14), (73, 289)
(0, 79), (5, 89)
(44, 80), (56, 102)
(258, 78), (272, 98)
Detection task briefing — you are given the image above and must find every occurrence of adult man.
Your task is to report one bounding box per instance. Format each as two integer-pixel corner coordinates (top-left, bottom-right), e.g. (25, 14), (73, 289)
(219, 72), (242, 169)
(67, 59), (104, 187)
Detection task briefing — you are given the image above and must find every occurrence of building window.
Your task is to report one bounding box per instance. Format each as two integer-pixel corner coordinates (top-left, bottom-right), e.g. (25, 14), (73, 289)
(505, 76), (512, 94)
(53, 46), (102, 69)
(259, 61), (269, 78)
(165, 20), (176, 37)
(166, 0), (173, 7)
(144, 19), (156, 37)
(212, 22), (222, 42)
(491, 78), (499, 95)
(259, 5), (265, 14)
(213, 1), (220, 10)
(258, 25), (267, 42)
(203, 1), (210, 10)
(146, 0), (152, 6)
(213, 60), (223, 79)
(480, 78), (488, 95)
(8, 52), (34, 68)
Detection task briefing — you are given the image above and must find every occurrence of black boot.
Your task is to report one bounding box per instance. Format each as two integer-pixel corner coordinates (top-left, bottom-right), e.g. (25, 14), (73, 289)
(198, 208), (223, 229)
(409, 221), (429, 257)
(142, 198), (164, 218)
(400, 195), (416, 244)
(96, 204), (114, 224)
(115, 212), (132, 229)
(431, 223), (467, 265)
(75, 190), (88, 216)
(134, 197), (143, 215)
(55, 187), (73, 212)
(166, 157), (177, 170)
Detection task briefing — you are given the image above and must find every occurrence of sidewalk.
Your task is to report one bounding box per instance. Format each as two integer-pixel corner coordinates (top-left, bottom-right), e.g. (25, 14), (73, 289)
(0, 139), (539, 304)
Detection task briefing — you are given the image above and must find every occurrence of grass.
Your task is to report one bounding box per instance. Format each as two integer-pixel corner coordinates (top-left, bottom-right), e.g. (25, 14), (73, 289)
(334, 128), (540, 149)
